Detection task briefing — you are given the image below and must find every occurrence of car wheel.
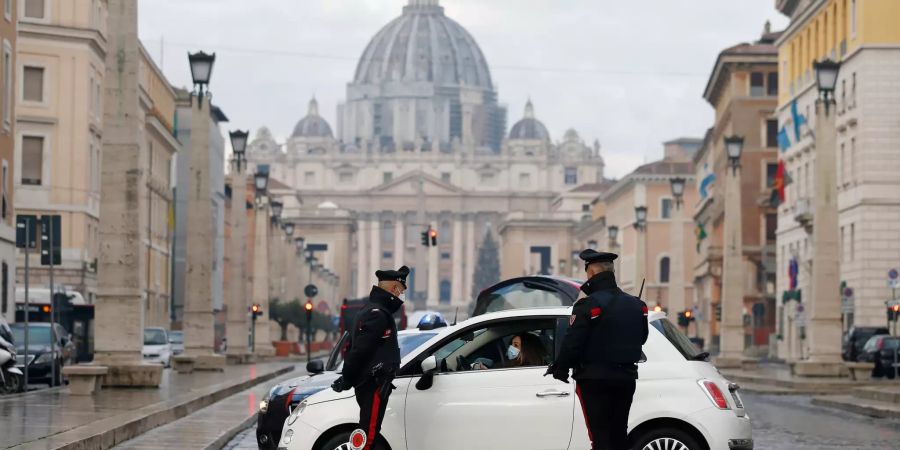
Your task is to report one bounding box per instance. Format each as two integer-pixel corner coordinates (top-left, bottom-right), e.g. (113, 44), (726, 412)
(319, 431), (387, 450)
(633, 427), (702, 450)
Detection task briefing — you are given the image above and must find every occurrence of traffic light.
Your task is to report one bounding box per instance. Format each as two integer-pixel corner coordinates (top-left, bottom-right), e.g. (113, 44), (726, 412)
(888, 304), (900, 322)
(305, 299), (314, 322)
(677, 312), (688, 327)
(421, 229), (430, 247)
(249, 303), (263, 319)
(715, 304), (722, 321)
(429, 228), (438, 246)
(684, 309), (693, 321)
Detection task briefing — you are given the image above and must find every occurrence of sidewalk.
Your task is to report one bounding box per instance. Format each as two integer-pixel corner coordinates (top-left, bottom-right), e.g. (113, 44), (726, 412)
(1, 361), (295, 450)
(112, 369), (303, 450)
(720, 362), (883, 395)
(812, 383), (900, 418)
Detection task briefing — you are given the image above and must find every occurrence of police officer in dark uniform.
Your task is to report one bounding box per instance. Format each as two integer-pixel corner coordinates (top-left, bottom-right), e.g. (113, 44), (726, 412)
(546, 250), (649, 450)
(331, 266), (408, 450)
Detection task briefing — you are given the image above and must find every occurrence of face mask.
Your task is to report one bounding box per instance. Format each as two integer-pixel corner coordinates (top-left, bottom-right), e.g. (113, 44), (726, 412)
(507, 345), (520, 360)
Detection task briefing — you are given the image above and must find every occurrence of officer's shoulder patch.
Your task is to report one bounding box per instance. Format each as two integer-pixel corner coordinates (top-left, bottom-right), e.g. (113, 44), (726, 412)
(569, 314), (577, 326)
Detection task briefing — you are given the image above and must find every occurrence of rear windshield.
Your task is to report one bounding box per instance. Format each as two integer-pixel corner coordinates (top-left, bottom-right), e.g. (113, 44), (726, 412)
(482, 282), (571, 314)
(651, 319), (702, 360)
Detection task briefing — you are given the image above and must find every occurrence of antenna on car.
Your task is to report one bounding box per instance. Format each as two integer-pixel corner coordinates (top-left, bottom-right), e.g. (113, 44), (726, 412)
(452, 307), (459, 326)
(638, 278), (645, 299)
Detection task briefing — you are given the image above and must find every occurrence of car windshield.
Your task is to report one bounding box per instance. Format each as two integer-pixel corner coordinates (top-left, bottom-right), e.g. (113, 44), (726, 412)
(169, 332), (183, 344)
(333, 332), (437, 372)
(144, 329), (167, 345)
(651, 318), (702, 360)
(863, 336), (882, 353)
(11, 325), (52, 347)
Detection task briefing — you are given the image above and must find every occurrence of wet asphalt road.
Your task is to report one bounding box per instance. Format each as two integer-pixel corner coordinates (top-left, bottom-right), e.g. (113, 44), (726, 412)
(225, 392), (900, 449)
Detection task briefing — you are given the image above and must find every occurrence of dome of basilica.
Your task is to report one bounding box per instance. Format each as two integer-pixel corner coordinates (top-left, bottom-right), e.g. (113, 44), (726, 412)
(509, 100), (550, 141)
(291, 98), (333, 139)
(353, 0), (493, 90)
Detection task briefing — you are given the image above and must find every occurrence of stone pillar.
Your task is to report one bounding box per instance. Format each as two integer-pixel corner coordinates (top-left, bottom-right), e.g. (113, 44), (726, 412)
(93, 0), (162, 386)
(451, 216), (464, 305)
(251, 202), (274, 355)
(669, 203), (686, 319)
(464, 215), (476, 301)
(717, 161), (745, 366)
(356, 215), (368, 297)
(634, 226), (646, 297)
(370, 216), (382, 273)
(226, 171), (250, 362)
(427, 220), (440, 308)
(793, 100), (843, 377)
(393, 215), (405, 268)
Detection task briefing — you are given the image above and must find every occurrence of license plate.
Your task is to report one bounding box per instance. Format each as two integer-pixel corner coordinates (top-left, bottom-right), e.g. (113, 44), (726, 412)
(730, 390), (744, 409)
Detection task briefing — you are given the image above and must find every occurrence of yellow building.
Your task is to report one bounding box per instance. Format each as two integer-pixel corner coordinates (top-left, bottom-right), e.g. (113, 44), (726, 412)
(775, 0), (900, 360)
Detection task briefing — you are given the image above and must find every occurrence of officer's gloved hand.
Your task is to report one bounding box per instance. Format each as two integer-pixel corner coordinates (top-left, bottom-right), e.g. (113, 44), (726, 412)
(331, 376), (349, 392)
(544, 363), (569, 384)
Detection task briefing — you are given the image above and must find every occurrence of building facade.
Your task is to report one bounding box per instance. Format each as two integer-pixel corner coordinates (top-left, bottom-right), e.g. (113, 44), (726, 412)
(0, 0), (13, 323)
(14, 0), (107, 303)
(692, 26), (780, 355)
(774, 0), (900, 360)
(171, 91), (227, 327)
(597, 142), (698, 317)
(248, 0), (608, 315)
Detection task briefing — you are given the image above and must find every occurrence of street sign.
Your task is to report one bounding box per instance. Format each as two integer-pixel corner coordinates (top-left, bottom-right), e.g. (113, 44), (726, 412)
(15, 215), (38, 249)
(843, 287), (854, 298)
(40, 215), (61, 266)
(890, 268), (899, 280)
(304, 284), (318, 299)
(841, 297), (854, 314)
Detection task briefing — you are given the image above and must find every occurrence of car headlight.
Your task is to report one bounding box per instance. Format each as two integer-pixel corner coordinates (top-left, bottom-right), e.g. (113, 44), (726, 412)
(34, 353), (53, 365)
(259, 400), (269, 413)
(286, 400), (307, 426)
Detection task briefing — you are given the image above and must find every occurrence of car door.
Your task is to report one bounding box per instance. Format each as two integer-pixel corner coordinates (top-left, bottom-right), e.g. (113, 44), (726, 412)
(403, 317), (574, 450)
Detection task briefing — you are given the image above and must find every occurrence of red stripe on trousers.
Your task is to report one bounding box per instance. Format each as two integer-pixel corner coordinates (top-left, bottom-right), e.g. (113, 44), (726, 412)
(575, 385), (594, 448)
(364, 390), (381, 450)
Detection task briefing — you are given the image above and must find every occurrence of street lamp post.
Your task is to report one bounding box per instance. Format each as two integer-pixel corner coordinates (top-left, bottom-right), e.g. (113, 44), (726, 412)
(794, 59), (844, 376)
(669, 177), (687, 323)
(634, 206), (648, 296)
(225, 129), (251, 362)
(718, 135), (746, 367)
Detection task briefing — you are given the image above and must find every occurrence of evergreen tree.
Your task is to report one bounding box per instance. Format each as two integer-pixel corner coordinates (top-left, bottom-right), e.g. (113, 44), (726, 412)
(471, 230), (501, 300)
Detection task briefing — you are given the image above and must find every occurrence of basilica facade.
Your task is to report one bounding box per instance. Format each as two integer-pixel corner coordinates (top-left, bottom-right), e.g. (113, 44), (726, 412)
(247, 0), (609, 314)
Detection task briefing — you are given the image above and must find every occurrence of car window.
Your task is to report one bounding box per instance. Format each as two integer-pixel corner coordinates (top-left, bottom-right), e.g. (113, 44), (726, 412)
(143, 329), (167, 345)
(481, 282), (572, 315)
(11, 325), (52, 346)
(862, 336), (880, 353)
(427, 319), (556, 373)
(168, 332), (183, 344)
(884, 339), (900, 351)
(651, 319), (702, 360)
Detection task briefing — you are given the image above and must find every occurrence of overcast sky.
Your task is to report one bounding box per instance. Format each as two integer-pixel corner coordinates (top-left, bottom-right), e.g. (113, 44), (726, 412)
(138, 1), (788, 179)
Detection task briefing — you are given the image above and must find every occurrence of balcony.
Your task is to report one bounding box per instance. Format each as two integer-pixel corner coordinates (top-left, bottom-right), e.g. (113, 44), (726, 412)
(793, 197), (813, 226)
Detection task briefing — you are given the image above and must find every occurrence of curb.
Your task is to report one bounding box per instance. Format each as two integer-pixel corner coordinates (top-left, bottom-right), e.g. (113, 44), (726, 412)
(205, 414), (258, 450)
(812, 396), (900, 419)
(13, 364), (294, 450)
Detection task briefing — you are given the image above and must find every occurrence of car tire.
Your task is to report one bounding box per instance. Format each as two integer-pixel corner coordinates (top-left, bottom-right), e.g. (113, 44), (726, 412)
(632, 426), (703, 450)
(319, 431), (388, 450)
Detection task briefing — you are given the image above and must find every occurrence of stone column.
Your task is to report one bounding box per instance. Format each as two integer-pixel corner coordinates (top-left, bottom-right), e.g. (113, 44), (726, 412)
(464, 214), (476, 301)
(634, 226), (646, 297)
(356, 215), (368, 297)
(669, 203), (686, 320)
(427, 219), (440, 308)
(717, 161), (745, 367)
(251, 202), (274, 355)
(451, 216), (464, 306)
(93, 0), (162, 386)
(370, 216), (382, 273)
(793, 100), (843, 376)
(393, 214), (405, 268)
(181, 91), (226, 370)
(226, 171), (250, 362)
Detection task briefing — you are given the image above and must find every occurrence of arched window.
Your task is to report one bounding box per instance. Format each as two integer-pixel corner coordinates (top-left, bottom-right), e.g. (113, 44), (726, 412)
(439, 280), (451, 304)
(659, 257), (670, 283)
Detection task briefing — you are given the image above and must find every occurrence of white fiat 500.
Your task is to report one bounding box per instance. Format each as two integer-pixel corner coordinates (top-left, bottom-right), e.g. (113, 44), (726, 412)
(279, 307), (752, 450)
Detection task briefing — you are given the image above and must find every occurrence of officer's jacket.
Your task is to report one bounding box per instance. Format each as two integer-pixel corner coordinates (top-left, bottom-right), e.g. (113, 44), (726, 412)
(342, 286), (402, 387)
(556, 271), (649, 380)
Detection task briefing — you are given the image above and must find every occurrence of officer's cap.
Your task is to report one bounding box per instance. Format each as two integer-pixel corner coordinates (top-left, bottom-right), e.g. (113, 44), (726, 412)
(376, 265), (410, 288)
(579, 249), (618, 269)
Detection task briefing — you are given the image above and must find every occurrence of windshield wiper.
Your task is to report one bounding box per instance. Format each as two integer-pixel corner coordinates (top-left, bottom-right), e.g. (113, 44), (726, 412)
(691, 352), (710, 361)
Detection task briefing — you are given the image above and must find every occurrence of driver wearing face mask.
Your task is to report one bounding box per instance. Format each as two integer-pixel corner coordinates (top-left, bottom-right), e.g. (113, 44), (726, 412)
(474, 333), (545, 370)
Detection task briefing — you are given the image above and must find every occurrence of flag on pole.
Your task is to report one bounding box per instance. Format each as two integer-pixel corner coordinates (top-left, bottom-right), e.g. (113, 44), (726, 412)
(777, 126), (791, 152)
(790, 100), (807, 141)
(695, 222), (707, 254)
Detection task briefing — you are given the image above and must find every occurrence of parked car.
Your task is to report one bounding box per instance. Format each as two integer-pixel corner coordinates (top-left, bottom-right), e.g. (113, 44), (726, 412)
(11, 322), (69, 386)
(255, 328), (441, 449)
(278, 306), (751, 450)
(168, 330), (184, 355)
(142, 327), (172, 368)
(859, 335), (900, 379)
(844, 326), (888, 361)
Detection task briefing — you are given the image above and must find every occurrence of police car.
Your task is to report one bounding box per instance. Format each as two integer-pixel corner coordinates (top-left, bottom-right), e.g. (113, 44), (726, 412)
(278, 305), (753, 450)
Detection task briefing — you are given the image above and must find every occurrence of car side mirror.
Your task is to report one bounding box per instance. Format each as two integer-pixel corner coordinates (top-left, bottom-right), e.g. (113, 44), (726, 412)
(306, 359), (325, 374)
(415, 356), (438, 391)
